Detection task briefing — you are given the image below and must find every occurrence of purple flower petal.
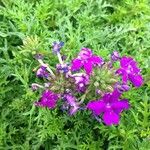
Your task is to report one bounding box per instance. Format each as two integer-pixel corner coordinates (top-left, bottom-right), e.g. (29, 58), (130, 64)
(35, 90), (58, 109)
(79, 48), (93, 59)
(128, 74), (143, 87)
(52, 41), (64, 54)
(112, 99), (130, 114)
(120, 56), (133, 68)
(116, 68), (128, 83)
(103, 111), (120, 126)
(69, 105), (79, 115)
(89, 55), (103, 65)
(36, 65), (49, 78)
(71, 58), (83, 71)
(84, 61), (93, 74)
(87, 100), (105, 115)
(111, 51), (120, 61)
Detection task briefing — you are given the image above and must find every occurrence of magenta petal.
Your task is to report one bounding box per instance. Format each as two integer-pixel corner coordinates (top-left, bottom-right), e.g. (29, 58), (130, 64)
(84, 62), (93, 74)
(120, 56), (133, 68)
(112, 100), (130, 114)
(111, 90), (121, 101)
(35, 90), (58, 109)
(128, 74), (143, 87)
(116, 68), (128, 83)
(103, 111), (120, 126)
(87, 100), (105, 115)
(69, 106), (79, 115)
(79, 48), (93, 59)
(89, 55), (103, 65)
(71, 58), (83, 71)
(130, 61), (140, 74)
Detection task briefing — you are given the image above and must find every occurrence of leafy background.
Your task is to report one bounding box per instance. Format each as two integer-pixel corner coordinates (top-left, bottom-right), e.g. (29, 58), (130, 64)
(0, 0), (150, 149)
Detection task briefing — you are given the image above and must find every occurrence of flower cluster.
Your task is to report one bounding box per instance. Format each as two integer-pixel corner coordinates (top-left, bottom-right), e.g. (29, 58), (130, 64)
(32, 42), (143, 126)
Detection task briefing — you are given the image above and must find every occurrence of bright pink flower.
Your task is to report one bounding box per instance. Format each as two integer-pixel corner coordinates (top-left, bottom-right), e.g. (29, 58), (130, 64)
(116, 56), (143, 87)
(87, 90), (130, 126)
(35, 90), (58, 109)
(71, 48), (103, 74)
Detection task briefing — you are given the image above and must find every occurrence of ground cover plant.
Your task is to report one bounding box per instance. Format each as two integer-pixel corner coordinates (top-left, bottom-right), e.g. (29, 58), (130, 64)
(0, 0), (150, 149)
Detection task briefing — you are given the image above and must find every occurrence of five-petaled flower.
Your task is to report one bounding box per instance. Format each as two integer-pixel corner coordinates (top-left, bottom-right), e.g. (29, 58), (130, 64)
(35, 90), (58, 109)
(116, 56), (143, 87)
(87, 90), (130, 126)
(71, 48), (103, 75)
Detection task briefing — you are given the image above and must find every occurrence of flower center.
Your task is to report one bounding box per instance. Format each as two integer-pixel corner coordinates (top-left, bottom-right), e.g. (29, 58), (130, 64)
(106, 103), (111, 109)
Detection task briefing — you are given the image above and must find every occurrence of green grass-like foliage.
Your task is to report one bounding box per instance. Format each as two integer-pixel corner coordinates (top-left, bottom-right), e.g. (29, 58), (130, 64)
(0, 0), (150, 149)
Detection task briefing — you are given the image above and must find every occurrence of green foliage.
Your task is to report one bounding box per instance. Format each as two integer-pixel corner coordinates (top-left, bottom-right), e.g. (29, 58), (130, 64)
(0, 0), (150, 149)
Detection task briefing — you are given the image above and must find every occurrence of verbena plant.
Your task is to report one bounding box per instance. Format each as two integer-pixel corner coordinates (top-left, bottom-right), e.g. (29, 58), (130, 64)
(0, 0), (150, 149)
(32, 42), (143, 126)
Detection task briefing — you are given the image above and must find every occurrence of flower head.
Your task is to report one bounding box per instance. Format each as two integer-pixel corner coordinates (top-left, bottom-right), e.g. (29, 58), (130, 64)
(87, 90), (130, 126)
(52, 41), (64, 54)
(116, 56), (143, 87)
(71, 48), (103, 75)
(35, 90), (58, 109)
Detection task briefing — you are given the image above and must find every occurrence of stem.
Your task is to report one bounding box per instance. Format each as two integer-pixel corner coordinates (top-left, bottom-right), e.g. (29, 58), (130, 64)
(57, 52), (63, 65)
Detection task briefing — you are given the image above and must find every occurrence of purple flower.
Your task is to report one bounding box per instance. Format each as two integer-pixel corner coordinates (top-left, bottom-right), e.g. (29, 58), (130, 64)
(111, 51), (120, 61)
(72, 73), (89, 92)
(116, 56), (143, 87)
(36, 65), (49, 78)
(71, 48), (103, 74)
(35, 90), (58, 109)
(63, 93), (79, 115)
(52, 41), (64, 54)
(87, 90), (130, 126)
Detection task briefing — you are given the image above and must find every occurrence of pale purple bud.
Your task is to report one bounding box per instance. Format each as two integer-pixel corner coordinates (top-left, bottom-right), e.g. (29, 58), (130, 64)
(34, 53), (44, 60)
(52, 41), (64, 54)
(111, 51), (120, 61)
(115, 82), (130, 93)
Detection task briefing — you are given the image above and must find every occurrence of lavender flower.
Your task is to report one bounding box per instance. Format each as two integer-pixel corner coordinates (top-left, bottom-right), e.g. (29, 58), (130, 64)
(56, 63), (70, 74)
(115, 82), (130, 93)
(35, 90), (58, 109)
(52, 41), (64, 54)
(87, 90), (130, 126)
(71, 48), (103, 75)
(63, 93), (79, 115)
(72, 73), (89, 92)
(111, 51), (120, 61)
(116, 56), (143, 87)
(36, 65), (49, 78)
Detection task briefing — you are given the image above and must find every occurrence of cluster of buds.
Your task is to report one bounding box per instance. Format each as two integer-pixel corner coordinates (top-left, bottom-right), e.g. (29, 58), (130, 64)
(31, 42), (143, 126)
